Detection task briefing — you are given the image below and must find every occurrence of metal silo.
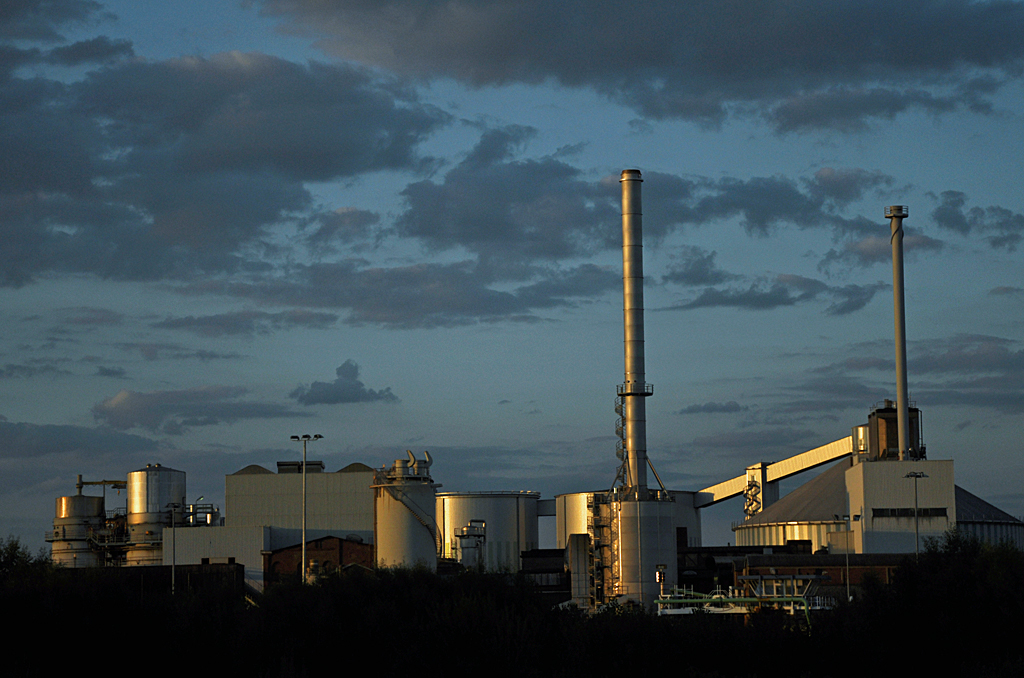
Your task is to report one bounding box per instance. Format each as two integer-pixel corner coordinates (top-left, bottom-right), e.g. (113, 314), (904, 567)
(436, 491), (540, 571)
(49, 493), (105, 568)
(373, 452), (439, 571)
(555, 492), (592, 549)
(125, 463), (186, 566)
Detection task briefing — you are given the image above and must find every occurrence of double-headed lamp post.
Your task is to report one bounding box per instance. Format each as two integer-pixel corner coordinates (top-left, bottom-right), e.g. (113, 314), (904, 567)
(290, 433), (323, 583)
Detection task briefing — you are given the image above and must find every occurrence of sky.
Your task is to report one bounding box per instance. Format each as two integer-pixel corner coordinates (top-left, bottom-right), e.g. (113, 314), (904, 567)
(2, 0), (1023, 551)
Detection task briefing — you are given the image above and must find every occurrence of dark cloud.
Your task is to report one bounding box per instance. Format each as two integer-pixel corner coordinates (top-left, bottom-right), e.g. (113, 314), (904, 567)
(825, 282), (889, 316)
(662, 246), (736, 286)
(672, 282), (812, 312)
(803, 167), (896, 206)
(677, 401), (747, 415)
(0, 46), (449, 287)
(152, 309), (338, 337)
(646, 171), (893, 239)
(777, 372), (890, 415)
(182, 257), (623, 329)
(785, 335), (1024, 415)
(665, 273), (884, 315)
(305, 208), (381, 252)
(0, 420), (158, 458)
(818, 229), (945, 271)
(289, 360), (399, 406)
(0, 0), (104, 42)
(92, 385), (312, 433)
(768, 87), (958, 133)
(932, 191), (1024, 251)
(95, 365), (126, 378)
(258, 0), (1024, 131)
(513, 264), (620, 308)
(396, 126), (617, 272)
(0, 362), (71, 378)
(990, 286), (1023, 296)
(810, 357), (891, 374)
(691, 427), (819, 456)
(62, 307), (123, 326)
(45, 36), (133, 65)
(909, 334), (1024, 376)
(689, 175), (827, 236)
(115, 342), (244, 361)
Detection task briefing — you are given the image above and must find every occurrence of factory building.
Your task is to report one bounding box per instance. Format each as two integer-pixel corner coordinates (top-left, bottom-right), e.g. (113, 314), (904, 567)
(46, 179), (1023, 612)
(730, 204), (1024, 555)
(47, 464), (218, 569)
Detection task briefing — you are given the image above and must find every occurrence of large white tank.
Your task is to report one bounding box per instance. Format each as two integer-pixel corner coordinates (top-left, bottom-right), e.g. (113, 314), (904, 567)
(49, 494), (105, 568)
(613, 496), (678, 605)
(374, 452), (439, 571)
(125, 463), (186, 566)
(555, 492), (593, 549)
(436, 491), (540, 572)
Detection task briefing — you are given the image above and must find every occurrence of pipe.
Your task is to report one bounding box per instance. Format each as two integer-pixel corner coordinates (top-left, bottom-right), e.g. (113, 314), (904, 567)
(886, 205), (910, 461)
(621, 169), (651, 494)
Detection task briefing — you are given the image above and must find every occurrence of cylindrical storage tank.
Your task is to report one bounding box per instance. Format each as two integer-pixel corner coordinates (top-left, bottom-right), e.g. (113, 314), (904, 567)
(125, 463), (185, 566)
(374, 453), (438, 571)
(436, 491), (540, 572)
(50, 494), (105, 568)
(613, 498), (677, 607)
(555, 492), (593, 550)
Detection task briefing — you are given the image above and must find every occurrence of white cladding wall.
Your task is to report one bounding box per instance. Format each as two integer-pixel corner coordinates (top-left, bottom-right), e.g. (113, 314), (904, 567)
(226, 469), (375, 532)
(436, 492), (540, 571)
(847, 459), (955, 553)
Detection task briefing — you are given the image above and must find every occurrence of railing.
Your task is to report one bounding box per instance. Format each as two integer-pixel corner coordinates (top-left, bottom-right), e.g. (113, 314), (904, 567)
(616, 382), (654, 396)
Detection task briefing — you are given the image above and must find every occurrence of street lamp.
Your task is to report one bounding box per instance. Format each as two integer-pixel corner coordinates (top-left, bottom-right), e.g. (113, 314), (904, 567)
(834, 513), (859, 603)
(167, 501), (182, 595)
(904, 471), (928, 561)
(290, 433), (323, 583)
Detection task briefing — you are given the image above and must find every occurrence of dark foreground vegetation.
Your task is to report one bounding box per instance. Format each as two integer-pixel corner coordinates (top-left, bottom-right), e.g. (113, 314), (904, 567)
(3, 531), (1022, 678)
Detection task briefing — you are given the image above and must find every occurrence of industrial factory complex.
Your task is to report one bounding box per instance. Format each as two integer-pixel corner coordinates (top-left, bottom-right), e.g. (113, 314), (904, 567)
(46, 171), (1024, 610)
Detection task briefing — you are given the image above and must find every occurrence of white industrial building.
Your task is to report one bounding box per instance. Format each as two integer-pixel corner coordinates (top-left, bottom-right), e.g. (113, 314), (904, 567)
(164, 460), (375, 586)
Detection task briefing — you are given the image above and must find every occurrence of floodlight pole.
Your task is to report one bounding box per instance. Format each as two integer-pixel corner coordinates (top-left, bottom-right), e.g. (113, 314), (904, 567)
(290, 433), (323, 583)
(167, 502), (181, 595)
(905, 471), (928, 562)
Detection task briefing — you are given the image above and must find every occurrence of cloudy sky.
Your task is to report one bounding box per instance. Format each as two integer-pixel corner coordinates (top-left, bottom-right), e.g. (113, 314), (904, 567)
(3, 0), (1023, 549)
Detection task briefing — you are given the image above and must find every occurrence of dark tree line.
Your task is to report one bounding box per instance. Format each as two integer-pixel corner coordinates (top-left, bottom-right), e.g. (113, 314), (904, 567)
(3, 531), (1022, 678)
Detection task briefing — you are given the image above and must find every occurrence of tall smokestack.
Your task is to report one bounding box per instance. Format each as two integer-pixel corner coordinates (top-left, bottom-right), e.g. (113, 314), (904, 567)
(620, 170), (652, 494)
(886, 205), (910, 461)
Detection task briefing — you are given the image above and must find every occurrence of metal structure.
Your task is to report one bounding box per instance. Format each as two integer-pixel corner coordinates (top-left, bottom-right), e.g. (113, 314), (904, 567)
(695, 437), (854, 511)
(886, 205), (911, 461)
(373, 451), (440, 571)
